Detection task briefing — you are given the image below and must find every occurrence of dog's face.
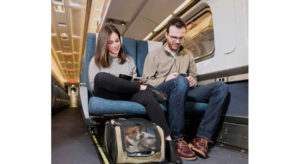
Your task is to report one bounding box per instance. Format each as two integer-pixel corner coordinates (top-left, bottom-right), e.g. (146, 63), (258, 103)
(124, 126), (157, 153)
(124, 126), (143, 140)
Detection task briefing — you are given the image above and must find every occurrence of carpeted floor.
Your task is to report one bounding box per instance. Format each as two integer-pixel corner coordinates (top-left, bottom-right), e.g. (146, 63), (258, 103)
(52, 108), (99, 164)
(52, 108), (248, 164)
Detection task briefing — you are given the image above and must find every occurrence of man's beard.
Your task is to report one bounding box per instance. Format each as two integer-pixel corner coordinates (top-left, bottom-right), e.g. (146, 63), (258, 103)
(167, 40), (180, 52)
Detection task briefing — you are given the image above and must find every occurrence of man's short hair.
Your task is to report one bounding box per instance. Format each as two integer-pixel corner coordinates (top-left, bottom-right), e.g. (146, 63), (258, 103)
(166, 17), (186, 33)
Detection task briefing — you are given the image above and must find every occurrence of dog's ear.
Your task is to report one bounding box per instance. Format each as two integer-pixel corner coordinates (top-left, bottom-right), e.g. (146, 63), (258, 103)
(125, 126), (134, 135)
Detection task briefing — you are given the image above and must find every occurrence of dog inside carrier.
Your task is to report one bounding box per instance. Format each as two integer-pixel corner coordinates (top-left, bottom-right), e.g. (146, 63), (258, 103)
(104, 118), (165, 163)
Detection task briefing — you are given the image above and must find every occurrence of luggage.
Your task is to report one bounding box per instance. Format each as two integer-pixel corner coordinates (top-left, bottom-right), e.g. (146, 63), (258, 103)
(104, 118), (165, 163)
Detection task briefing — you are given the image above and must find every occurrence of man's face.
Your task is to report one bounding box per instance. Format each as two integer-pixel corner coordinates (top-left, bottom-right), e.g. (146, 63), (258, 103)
(165, 25), (186, 52)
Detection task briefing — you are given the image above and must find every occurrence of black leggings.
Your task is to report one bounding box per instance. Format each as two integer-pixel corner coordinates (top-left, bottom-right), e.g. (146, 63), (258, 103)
(94, 72), (171, 136)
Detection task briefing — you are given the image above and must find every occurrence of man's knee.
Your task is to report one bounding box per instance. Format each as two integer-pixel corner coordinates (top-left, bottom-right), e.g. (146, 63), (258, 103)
(173, 76), (189, 90)
(213, 81), (229, 96)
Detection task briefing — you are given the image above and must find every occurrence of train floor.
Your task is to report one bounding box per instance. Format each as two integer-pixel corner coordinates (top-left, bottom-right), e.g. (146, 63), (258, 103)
(52, 108), (248, 164)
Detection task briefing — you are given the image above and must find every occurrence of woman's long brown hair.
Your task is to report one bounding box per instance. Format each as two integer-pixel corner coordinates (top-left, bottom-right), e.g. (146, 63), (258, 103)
(94, 24), (126, 68)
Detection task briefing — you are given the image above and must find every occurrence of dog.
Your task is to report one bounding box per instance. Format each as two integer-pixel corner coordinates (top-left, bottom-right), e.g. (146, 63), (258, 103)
(124, 125), (157, 153)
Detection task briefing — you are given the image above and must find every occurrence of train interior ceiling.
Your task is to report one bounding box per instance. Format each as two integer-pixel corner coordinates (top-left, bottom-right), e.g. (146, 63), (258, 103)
(52, 0), (248, 164)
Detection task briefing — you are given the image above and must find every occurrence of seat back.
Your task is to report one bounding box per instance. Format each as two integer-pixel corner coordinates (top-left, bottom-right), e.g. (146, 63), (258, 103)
(80, 33), (163, 95)
(81, 33), (97, 96)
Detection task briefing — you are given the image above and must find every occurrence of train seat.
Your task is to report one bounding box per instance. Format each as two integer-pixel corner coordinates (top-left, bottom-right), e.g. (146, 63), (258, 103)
(79, 33), (207, 124)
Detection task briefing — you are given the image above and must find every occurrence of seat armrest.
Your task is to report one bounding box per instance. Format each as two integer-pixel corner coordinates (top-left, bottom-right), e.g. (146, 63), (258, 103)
(79, 83), (90, 121)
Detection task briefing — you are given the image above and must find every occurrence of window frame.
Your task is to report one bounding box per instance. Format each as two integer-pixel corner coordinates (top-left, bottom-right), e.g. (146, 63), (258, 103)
(185, 7), (215, 63)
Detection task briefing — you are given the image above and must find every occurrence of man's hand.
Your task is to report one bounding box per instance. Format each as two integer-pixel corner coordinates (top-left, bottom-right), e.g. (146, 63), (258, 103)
(186, 76), (196, 87)
(165, 72), (179, 82)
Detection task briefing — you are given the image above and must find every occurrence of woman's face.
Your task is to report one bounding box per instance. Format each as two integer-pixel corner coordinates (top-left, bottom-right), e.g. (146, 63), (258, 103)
(107, 32), (121, 57)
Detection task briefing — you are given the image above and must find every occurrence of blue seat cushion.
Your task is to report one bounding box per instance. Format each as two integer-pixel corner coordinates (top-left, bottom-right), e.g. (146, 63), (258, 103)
(89, 96), (167, 115)
(89, 96), (207, 115)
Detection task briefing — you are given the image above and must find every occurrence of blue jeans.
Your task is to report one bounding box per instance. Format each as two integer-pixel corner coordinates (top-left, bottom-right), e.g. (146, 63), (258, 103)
(156, 76), (229, 141)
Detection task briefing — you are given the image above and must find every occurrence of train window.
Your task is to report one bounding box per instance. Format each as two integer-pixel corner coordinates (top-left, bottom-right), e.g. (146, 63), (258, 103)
(184, 9), (215, 63)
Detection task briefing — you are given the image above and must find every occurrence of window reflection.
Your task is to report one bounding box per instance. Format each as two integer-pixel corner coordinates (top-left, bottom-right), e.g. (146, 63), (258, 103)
(184, 10), (215, 62)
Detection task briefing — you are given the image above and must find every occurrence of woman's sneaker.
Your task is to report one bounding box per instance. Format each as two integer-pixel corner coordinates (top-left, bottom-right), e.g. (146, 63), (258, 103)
(146, 85), (167, 103)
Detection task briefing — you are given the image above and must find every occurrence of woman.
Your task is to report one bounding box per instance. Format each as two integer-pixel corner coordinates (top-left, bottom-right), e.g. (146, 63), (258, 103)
(88, 24), (181, 163)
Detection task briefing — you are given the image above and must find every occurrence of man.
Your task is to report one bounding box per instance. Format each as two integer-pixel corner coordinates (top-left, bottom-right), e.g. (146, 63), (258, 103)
(143, 17), (229, 160)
